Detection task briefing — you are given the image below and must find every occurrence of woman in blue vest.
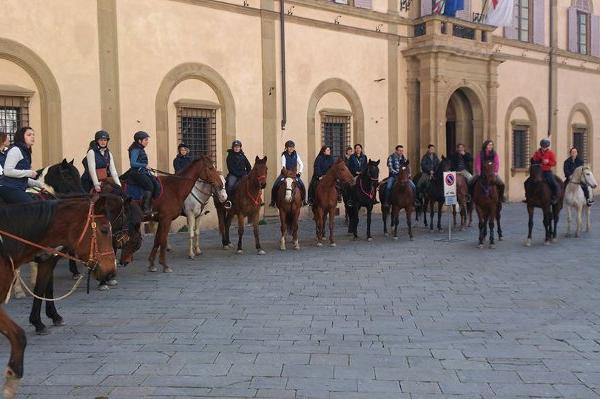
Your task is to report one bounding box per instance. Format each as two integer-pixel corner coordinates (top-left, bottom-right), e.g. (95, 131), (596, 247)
(0, 133), (10, 175)
(0, 127), (44, 203)
(81, 130), (121, 193)
(270, 140), (306, 207)
(308, 145), (334, 205)
(127, 131), (160, 214)
(173, 143), (192, 173)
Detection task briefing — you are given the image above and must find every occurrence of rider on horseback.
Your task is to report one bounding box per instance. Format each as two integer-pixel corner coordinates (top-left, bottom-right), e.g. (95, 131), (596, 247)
(382, 145), (415, 206)
(308, 145), (334, 206)
(0, 127), (44, 204)
(416, 144), (440, 199)
(270, 140), (306, 207)
(449, 143), (474, 184)
(173, 143), (192, 173)
(532, 138), (559, 204)
(0, 133), (10, 175)
(225, 139), (252, 196)
(474, 140), (505, 201)
(127, 131), (160, 215)
(348, 144), (368, 177)
(564, 147), (593, 206)
(81, 130), (121, 193)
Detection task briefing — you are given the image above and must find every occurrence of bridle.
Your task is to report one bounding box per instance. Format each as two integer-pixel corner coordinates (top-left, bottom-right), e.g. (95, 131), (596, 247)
(246, 174), (266, 207)
(358, 169), (378, 200)
(568, 166), (590, 186)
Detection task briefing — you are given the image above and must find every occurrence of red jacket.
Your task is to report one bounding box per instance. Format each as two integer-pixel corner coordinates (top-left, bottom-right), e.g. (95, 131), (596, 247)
(531, 149), (556, 172)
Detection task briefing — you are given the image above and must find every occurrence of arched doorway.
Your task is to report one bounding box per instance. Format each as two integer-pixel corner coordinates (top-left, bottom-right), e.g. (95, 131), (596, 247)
(445, 89), (475, 157)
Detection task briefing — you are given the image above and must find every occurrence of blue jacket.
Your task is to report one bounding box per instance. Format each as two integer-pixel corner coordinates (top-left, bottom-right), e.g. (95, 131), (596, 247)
(314, 153), (334, 178)
(283, 151), (298, 170)
(173, 154), (192, 173)
(348, 153), (367, 176)
(226, 149), (252, 177)
(0, 144), (32, 190)
(0, 149), (7, 169)
(128, 143), (149, 173)
(387, 153), (408, 176)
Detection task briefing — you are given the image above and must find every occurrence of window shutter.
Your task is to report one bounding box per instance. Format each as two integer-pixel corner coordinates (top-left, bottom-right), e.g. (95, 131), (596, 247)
(568, 7), (578, 52)
(421, 0), (432, 17)
(354, 0), (372, 8)
(592, 15), (600, 56)
(532, 0), (545, 45)
(504, 1), (519, 40)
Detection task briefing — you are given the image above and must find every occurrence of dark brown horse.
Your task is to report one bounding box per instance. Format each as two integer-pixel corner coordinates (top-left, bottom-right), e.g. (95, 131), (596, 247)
(275, 167), (302, 251)
(148, 156), (223, 272)
(346, 160), (380, 241)
(473, 161), (499, 248)
(0, 196), (117, 399)
(313, 159), (354, 247)
(524, 162), (564, 246)
(380, 163), (415, 240)
(425, 156), (451, 232)
(452, 173), (471, 230)
(223, 156), (268, 254)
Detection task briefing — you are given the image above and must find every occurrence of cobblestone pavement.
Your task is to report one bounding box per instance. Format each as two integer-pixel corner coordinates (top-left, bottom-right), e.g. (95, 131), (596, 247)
(3, 203), (600, 399)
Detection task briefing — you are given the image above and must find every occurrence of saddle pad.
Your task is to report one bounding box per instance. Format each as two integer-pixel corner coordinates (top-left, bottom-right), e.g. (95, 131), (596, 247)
(123, 179), (163, 201)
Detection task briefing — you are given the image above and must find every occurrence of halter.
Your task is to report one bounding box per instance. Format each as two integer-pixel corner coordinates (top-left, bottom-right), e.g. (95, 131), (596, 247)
(358, 176), (377, 200)
(568, 167), (590, 186)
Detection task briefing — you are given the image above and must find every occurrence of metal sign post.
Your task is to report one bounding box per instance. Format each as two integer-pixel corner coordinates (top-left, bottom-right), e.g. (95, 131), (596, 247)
(435, 172), (464, 243)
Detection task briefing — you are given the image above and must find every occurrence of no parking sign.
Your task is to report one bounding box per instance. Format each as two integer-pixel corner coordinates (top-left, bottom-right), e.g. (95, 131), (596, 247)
(443, 172), (457, 205)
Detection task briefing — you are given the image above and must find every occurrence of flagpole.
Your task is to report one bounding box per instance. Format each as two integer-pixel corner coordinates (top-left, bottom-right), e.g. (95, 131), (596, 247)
(480, 0), (490, 21)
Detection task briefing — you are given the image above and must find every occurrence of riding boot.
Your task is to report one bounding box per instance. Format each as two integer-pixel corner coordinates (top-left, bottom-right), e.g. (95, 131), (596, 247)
(142, 191), (154, 216)
(269, 185), (277, 208)
(497, 182), (506, 203)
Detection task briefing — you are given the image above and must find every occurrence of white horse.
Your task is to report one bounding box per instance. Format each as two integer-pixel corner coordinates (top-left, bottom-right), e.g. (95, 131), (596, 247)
(565, 165), (597, 237)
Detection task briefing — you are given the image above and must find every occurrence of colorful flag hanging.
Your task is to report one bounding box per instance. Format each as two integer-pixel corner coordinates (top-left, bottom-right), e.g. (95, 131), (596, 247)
(485, 0), (515, 27)
(433, 0), (446, 14)
(443, 0), (465, 17)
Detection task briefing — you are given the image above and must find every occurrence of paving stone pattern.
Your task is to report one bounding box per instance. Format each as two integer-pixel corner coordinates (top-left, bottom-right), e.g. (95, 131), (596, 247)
(3, 203), (600, 398)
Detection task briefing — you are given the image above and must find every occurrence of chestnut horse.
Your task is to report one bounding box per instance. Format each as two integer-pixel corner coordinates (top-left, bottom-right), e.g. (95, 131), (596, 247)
(0, 196), (117, 399)
(275, 167), (302, 251)
(147, 156), (223, 272)
(223, 156), (268, 254)
(524, 162), (564, 246)
(346, 159), (380, 241)
(452, 172), (471, 230)
(380, 163), (415, 240)
(473, 161), (499, 248)
(313, 159), (354, 247)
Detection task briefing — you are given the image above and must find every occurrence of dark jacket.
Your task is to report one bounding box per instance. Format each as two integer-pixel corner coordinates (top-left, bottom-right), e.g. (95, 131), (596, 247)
(0, 143), (32, 190)
(173, 154), (193, 173)
(387, 153), (409, 176)
(226, 149), (252, 177)
(128, 142), (149, 174)
(314, 153), (334, 178)
(450, 152), (473, 173)
(420, 153), (440, 174)
(283, 151), (298, 171)
(0, 148), (7, 169)
(563, 156), (584, 179)
(348, 153), (367, 176)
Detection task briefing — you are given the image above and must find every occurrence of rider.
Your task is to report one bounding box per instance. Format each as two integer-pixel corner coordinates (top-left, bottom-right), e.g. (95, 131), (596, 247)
(81, 130), (121, 193)
(344, 146), (353, 166)
(531, 138), (559, 204)
(127, 131), (160, 215)
(417, 144), (440, 194)
(308, 145), (334, 206)
(225, 139), (252, 196)
(383, 145), (415, 205)
(474, 139), (505, 200)
(270, 140), (306, 207)
(348, 144), (368, 177)
(449, 143), (474, 184)
(0, 127), (44, 204)
(173, 143), (192, 173)
(0, 133), (10, 175)
(564, 147), (593, 206)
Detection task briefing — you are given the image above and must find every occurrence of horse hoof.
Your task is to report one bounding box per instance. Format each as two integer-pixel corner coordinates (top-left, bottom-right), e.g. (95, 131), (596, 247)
(352, 236), (359, 241)
(329, 243), (336, 247)
(13, 291), (26, 299)
(163, 267), (173, 273)
(257, 250), (266, 255)
(188, 255), (195, 260)
(52, 318), (65, 327)
(72, 273), (82, 281)
(195, 250), (203, 256)
(525, 240), (531, 247)
(498, 236), (503, 241)
(35, 326), (49, 336)
(294, 245), (300, 250)
(316, 242), (323, 247)
(279, 246), (286, 251)
(97, 284), (109, 291)
(489, 244), (496, 249)
(409, 236), (414, 241)
(3, 369), (20, 399)
(106, 279), (118, 287)
(544, 241), (550, 246)
(148, 265), (158, 272)
(393, 236), (399, 240)
(478, 244), (484, 249)
(236, 249), (243, 254)
(367, 237), (373, 242)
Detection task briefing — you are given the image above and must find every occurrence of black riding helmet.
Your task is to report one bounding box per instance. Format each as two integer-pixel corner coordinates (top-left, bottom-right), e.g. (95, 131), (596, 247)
(231, 140), (242, 148)
(285, 140), (295, 148)
(540, 138), (551, 149)
(95, 130), (110, 141)
(134, 131), (150, 142)
(178, 143), (190, 150)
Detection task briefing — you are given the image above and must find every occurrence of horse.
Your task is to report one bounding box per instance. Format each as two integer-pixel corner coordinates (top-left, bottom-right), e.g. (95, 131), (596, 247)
(145, 156), (223, 272)
(524, 162), (564, 246)
(425, 156), (452, 232)
(564, 165), (597, 237)
(380, 163), (415, 240)
(0, 195), (117, 399)
(452, 172), (470, 230)
(313, 159), (354, 247)
(346, 159), (380, 241)
(472, 161), (499, 248)
(275, 167), (302, 251)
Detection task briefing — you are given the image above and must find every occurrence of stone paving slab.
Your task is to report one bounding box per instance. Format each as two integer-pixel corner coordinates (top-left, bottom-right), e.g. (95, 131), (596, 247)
(2, 203), (600, 398)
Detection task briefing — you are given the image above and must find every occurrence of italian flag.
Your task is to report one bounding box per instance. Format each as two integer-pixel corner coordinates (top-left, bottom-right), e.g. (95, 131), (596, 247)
(485, 0), (515, 27)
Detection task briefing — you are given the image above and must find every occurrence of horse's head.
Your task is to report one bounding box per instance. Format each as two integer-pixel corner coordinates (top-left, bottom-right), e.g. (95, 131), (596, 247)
(194, 156), (223, 191)
(435, 156), (451, 179)
(333, 158), (354, 185)
(40, 159), (85, 195)
(482, 161), (496, 185)
(252, 156), (268, 188)
(529, 161), (543, 181)
(399, 160), (411, 182)
(214, 173), (228, 203)
(118, 198), (143, 266)
(366, 159), (380, 182)
(283, 168), (298, 203)
(580, 166), (598, 189)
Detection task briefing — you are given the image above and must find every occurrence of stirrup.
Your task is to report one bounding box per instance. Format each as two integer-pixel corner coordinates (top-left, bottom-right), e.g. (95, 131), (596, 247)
(223, 200), (232, 210)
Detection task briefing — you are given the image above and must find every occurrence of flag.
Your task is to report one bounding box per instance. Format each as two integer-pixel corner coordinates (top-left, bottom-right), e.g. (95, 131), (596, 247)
(443, 0), (465, 17)
(433, 0), (446, 14)
(485, 0), (515, 27)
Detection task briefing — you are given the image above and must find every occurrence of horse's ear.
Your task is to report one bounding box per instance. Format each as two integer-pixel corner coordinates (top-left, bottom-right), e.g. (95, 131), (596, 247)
(441, 155), (446, 160)
(255, 156), (260, 163)
(405, 160), (409, 165)
(69, 159), (74, 165)
(375, 159), (381, 165)
(262, 156), (267, 163)
(61, 158), (68, 167)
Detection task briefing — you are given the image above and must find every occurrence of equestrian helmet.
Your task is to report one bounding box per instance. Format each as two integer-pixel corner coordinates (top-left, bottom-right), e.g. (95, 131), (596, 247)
(95, 130), (110, 141)
(231, 140), (242, 148)
(285, 140), (295, 148)
(134, 131), (150, 142)
(177, 143), (190, 150)
(540, 138), (551, 149)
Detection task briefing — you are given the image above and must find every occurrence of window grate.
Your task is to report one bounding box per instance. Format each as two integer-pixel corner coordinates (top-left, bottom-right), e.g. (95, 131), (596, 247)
(0, 96), (30, 144)
(177, 107), (217, 163)
(573, 128), (588, 163)
(512, 127), (530, 169)
(322, 115), (351, 160)
(577, 11), (589, 55)
(517, 0), (530, 42)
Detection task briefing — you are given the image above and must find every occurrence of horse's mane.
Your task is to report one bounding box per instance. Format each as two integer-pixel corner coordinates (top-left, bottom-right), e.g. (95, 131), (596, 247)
(176, 155), (214, 176)
(0, 201), (58, 257)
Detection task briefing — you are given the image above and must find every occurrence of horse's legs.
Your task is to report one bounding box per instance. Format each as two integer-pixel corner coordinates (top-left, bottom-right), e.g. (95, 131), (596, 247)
(224, 213), (233, 248)
(28, 260), (55, 335)
(328, 208), (336, 246)
(406, 207), (414, 241)
(452, 205), (457, 228)
(279, 210), (287, 251)
(552, 205), (560, 241)
(68, 260), (80, 279)
(253, 212), (264, 255)
(566, 205), (572, 237)
(496, 203), (503, 240)
(44, 261), (63, 326)
(194, 214), (203, 256)
(382, 205), (389, 236)
(488, 213), (495, 247)
(366, 205), (373, 241)
(292, 207), (300, 250)
(350, 206), (359, 239)
(0, 306), (26, 399)
(576, 204), (582, 238)
(542, 209), (551, 244)
(315, 208), (324, 246)
(236, 214), (245, 253)
(429, 200), (435, 231)
(437, 202), (443, 231)
(156, 220), (172, 273)
(391, 206), (399, 239)
(148, 225), (160, 272)
(187, 213), (196, 259)
(526, 206), (534, 246)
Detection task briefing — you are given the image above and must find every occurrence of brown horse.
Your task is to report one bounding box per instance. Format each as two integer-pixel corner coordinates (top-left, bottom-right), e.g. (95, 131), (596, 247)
(313, 159), (354, 247)
(473, 161), (499, 248)
(452, 173), (471, 230)
(380, 163), (415, 240)
(147, 156), (223, 272)
(425, 156), (451, 232)
(275, 167), (302, 251)
(0, 196), (116, 399)
(223, 156), (268, 254)
(524, 162), (564, 246)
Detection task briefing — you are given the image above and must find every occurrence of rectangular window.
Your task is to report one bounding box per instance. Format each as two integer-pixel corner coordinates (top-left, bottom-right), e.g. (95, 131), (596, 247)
(517, 0), (531, 42)
(0, 95), (30, 144)
(322, 115), (351, 160)
(177, 107), (217, 162)
(512, 127), (530, 169)
(573, 128), (588, 163)
(578, 11), (590, 55)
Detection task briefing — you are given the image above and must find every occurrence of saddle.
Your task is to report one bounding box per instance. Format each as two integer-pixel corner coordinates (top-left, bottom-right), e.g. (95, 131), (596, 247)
(122, 180), (163, 201)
